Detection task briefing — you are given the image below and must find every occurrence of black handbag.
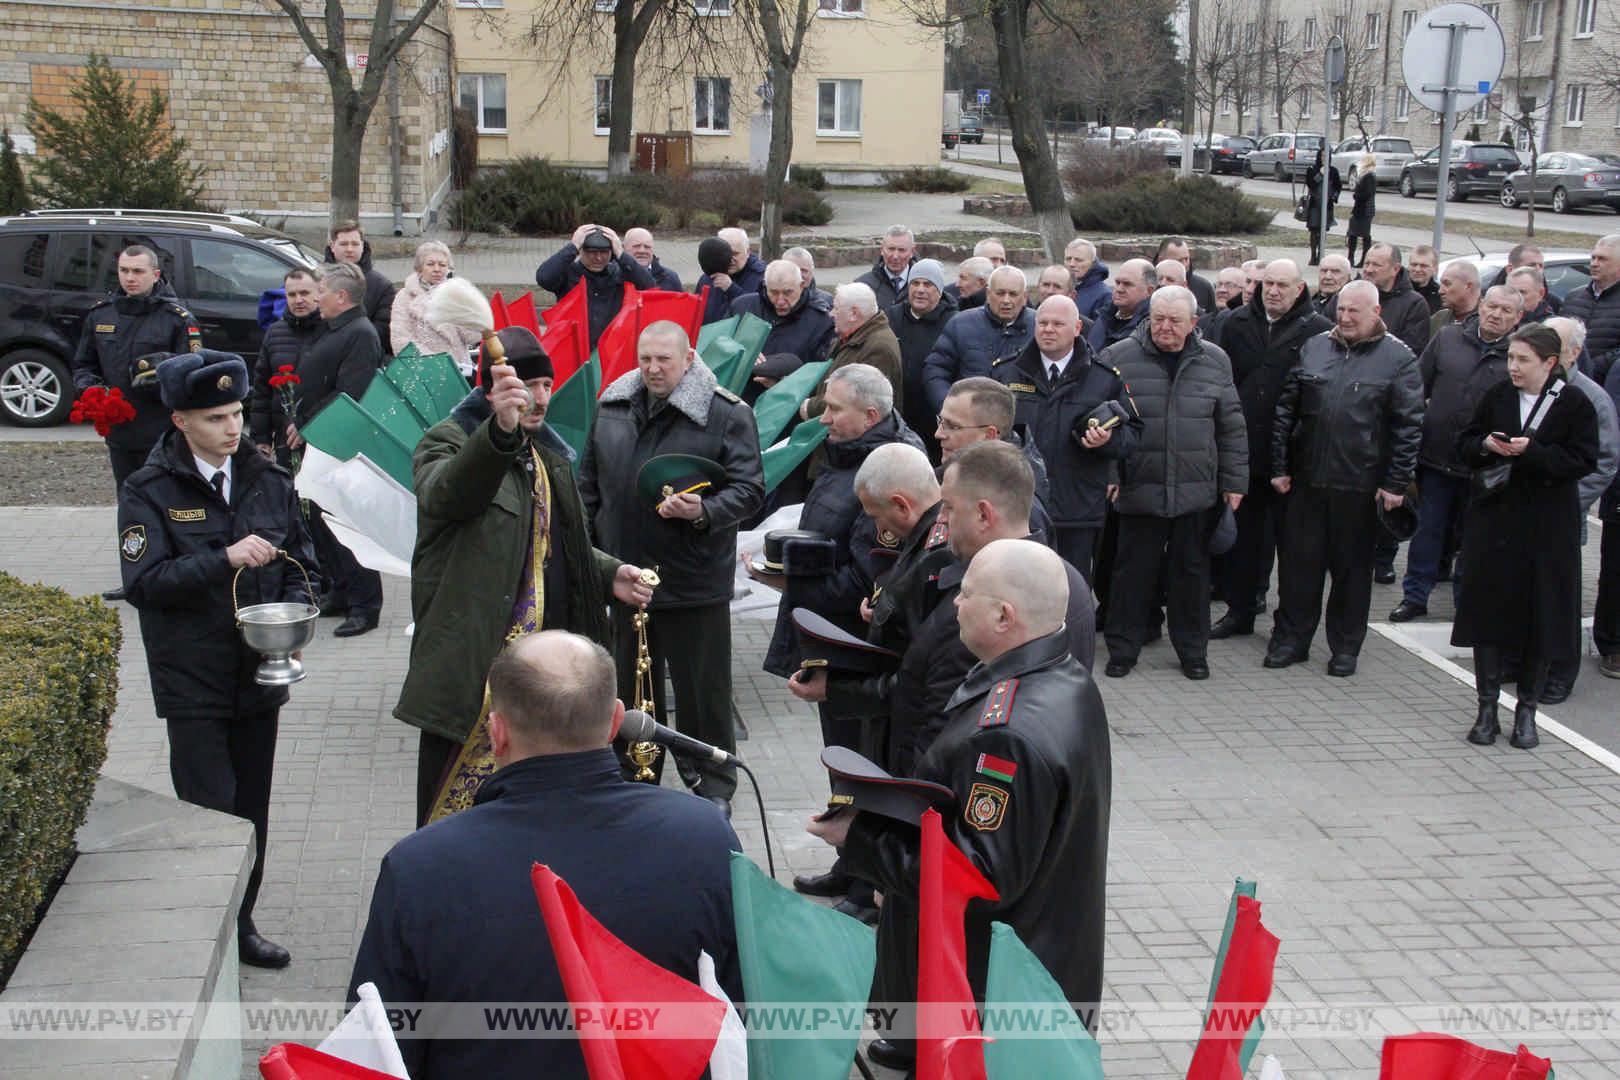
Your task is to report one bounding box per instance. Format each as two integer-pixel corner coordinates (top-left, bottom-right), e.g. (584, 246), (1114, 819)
(1293, 196), (1309, 222)
(1471, 380), (1561, 498)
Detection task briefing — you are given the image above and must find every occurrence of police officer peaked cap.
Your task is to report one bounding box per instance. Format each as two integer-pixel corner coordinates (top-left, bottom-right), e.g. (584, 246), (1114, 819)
(793, 607), (900, 675)
(157, 349), (251, 411)
(480, 326), (554, 386)
(698, 237), (735, 276)
(820, 746), (955, 826)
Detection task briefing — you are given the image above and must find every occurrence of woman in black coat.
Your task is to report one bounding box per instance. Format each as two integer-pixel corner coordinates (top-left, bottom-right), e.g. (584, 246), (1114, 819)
(1347, 153), (1378, 268)
(1303, 151), (1342, 268)
(1451, 324), (1599, 749)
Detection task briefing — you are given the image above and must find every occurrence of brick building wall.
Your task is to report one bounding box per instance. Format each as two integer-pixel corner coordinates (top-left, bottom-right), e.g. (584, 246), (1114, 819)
(0, 0), (454, 230)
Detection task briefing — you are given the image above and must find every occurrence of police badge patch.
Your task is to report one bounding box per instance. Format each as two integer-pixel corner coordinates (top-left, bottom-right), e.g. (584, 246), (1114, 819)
(120, 524), (147, 562)
(964, 782), (1009, 832)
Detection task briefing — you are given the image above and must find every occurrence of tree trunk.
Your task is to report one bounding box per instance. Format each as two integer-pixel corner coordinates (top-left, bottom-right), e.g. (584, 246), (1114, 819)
(606, 9), (646, 178)
(759, 60), (794, 259)
(328, 88), (370, 227)
(990, 0), (1069, 261)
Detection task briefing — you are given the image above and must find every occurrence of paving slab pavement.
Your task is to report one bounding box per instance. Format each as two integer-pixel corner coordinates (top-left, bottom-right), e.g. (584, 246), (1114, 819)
(3, 503), (1618, 1078)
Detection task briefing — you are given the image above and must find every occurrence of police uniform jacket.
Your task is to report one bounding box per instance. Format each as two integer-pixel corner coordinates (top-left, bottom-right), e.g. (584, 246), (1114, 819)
(843, 628), (1111, 1018)
(294, 306), (382, 428)
(251, 311), (324, 446)
(396, 391), (622, 745)
(70, 283), (200, 451)
(119, 429), (318, 720)
(1210, 286), (1333, 480)
(580, 359), (764, 609)
(762, 411), (925, 677)
(535, 245), (658, 347)
(350, 749), (742, 1080)
(995, 338), (1141, 529)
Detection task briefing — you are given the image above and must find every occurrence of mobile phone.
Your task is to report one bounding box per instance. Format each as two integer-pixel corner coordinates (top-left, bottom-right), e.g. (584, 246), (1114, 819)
(1489, 432), (1512, 442)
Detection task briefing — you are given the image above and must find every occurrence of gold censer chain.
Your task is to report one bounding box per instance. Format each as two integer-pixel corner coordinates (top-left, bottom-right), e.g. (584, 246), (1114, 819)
(628, 566), (662, 782)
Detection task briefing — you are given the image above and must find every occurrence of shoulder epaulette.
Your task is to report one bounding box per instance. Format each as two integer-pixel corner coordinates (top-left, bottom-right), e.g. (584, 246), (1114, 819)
(979, 678), (1019, 727)
(87, 297), (116, 311)
(714, 386), (741, 404)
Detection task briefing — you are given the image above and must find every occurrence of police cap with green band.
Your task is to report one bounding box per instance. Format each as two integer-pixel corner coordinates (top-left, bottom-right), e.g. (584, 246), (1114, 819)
(635, 453), (727, 507)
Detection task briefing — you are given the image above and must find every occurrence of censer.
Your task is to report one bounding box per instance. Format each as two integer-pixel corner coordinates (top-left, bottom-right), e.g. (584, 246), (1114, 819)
(627, 566), (663, 781)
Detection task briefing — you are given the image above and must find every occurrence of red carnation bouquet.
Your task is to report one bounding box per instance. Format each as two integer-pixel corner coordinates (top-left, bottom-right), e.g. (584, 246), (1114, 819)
(268, 364), (303, 471)
(70, 386), (137, 437)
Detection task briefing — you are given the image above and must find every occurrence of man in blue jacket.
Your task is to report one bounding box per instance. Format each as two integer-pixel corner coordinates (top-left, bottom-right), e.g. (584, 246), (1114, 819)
(922, 266), (1034, 411)
(351, 631), (741, 1080)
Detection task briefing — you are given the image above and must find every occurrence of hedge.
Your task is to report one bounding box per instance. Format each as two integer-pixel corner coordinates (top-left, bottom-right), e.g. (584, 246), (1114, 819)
(0, 572), (119, 981)
(1069, 174), (1273, 235)
(883, 167), (971, 194)
(450, 157), (664, 235)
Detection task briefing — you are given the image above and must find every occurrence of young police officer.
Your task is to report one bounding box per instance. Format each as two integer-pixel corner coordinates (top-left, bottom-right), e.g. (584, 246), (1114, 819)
(118, 349), (318, 969)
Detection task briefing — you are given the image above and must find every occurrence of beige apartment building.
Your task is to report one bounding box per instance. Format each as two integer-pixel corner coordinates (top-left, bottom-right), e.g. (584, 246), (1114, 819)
(0, 0), (453, 232)
(450, 0), (945, 179)
(1193, 0), (1620, 157)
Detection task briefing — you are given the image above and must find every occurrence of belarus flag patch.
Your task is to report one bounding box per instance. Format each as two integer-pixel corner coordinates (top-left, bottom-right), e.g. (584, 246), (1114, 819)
(975, 753), (1017, 783)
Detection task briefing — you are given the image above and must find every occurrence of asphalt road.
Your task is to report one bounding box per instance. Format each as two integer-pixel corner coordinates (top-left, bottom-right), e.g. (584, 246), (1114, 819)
(948, 134), (1620, 243)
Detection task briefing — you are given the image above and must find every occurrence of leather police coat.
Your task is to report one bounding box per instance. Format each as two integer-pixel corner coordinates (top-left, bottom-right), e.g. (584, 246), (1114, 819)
(843, 628), (1112, 1020)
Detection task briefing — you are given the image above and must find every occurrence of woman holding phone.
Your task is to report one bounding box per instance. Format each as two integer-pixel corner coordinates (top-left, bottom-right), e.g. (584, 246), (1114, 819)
(1451, 324), (1599, 749)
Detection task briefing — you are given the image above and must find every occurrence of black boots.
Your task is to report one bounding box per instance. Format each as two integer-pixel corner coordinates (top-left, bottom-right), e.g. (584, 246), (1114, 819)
(1469, 648), (1503, 745)
(1510, 704), (1540, 750)
(1470, 649), (1543, 749)
(1468, 701), (1500, 745)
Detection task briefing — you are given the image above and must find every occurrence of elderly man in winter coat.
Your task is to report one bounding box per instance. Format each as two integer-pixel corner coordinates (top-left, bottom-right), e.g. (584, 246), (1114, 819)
(1323, 242), (1430, 355)
(888, 259), (957, 459)
(1269, 281), (1424, 678)
(1390, 285), (1524, 623)
(535, 224), (658, 347)
(729, 259), (836, 399)
(801, 283), (904, 420)
(1067, 238), (1111, 319)
(1101, 286), (1248, 681)
(923, 266), (1035, 411)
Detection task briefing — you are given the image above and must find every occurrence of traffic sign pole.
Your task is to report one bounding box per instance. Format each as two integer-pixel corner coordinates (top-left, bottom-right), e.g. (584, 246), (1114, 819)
(1429, 21), (1471, 252)
(1323, 37), (1346, 250)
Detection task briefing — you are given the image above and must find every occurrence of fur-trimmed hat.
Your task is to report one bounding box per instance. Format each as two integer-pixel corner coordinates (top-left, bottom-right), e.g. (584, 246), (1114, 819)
(157, 349), (251, 411)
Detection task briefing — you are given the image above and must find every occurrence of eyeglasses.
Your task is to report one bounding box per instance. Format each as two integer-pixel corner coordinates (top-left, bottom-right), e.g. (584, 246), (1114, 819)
(937, 419), (993, 433)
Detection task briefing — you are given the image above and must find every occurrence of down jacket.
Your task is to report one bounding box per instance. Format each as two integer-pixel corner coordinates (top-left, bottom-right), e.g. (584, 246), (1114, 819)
(1101, 323), (1248, 518)
(1416, 316), (1512, 477)
(922, 305), (1035, 411)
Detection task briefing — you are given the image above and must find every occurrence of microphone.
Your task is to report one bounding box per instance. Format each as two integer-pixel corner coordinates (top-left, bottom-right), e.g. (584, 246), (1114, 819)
(620, 709), (741, 767)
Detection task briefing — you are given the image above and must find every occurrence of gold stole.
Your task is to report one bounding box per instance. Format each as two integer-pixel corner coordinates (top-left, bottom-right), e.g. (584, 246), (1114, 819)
(426, 448), (551, 823)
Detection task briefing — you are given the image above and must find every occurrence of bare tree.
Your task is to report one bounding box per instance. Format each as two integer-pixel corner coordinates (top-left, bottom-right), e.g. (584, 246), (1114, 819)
(1314, 0), (1380, 139)
(1191, 0), (1251, 149)
(268, 0), (445, 225)
(735, 0), (818, 259)
(1495, 0), (1563, 235)
(498, 0), (729, 176)
(1258, 14), (1311, 138)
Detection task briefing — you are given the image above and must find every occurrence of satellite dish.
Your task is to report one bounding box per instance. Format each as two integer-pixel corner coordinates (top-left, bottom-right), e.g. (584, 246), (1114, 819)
(1402, 2), (1505, 114)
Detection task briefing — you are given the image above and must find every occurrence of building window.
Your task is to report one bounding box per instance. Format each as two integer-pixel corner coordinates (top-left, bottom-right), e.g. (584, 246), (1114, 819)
(694, 0), (731, 13)
(693, 77), (731, 132)
(1299, 90), (1313, 119)
(1395, 86), (1411, 120)
(1331, 89), (1342, 120)
(1575, 0), (1595, 35)
(1243, 21), (1257, 48)
(817, 0), (863, 14)
(1303, 16), (1317, 48)
(817, 78), (862, 135)
(458, 73), (506, 133)
(1332, 15), (1346, 39)
(1401, 9), (1416, 36)
(1472, 95), (1489, 121)
(1525, 0), (1545, 38)
(1480, 2), (1500, 23)
(1566, 83), (1587, 125)
(1365, 12), (1381, 47)
(1276, 20), (1287, 44)
(594, 77), (612, 134)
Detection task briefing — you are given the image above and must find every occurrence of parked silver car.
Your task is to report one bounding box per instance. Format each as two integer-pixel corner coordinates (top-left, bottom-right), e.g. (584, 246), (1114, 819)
(1244, 132), (1326, 180)
(1329, 135), (1416, 185)
(1498, 153), (1620, 213)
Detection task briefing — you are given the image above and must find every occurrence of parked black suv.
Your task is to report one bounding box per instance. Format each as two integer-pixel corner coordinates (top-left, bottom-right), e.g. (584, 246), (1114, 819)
(1398, 142), (1521, 202)
(0, 210), (322, 426)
